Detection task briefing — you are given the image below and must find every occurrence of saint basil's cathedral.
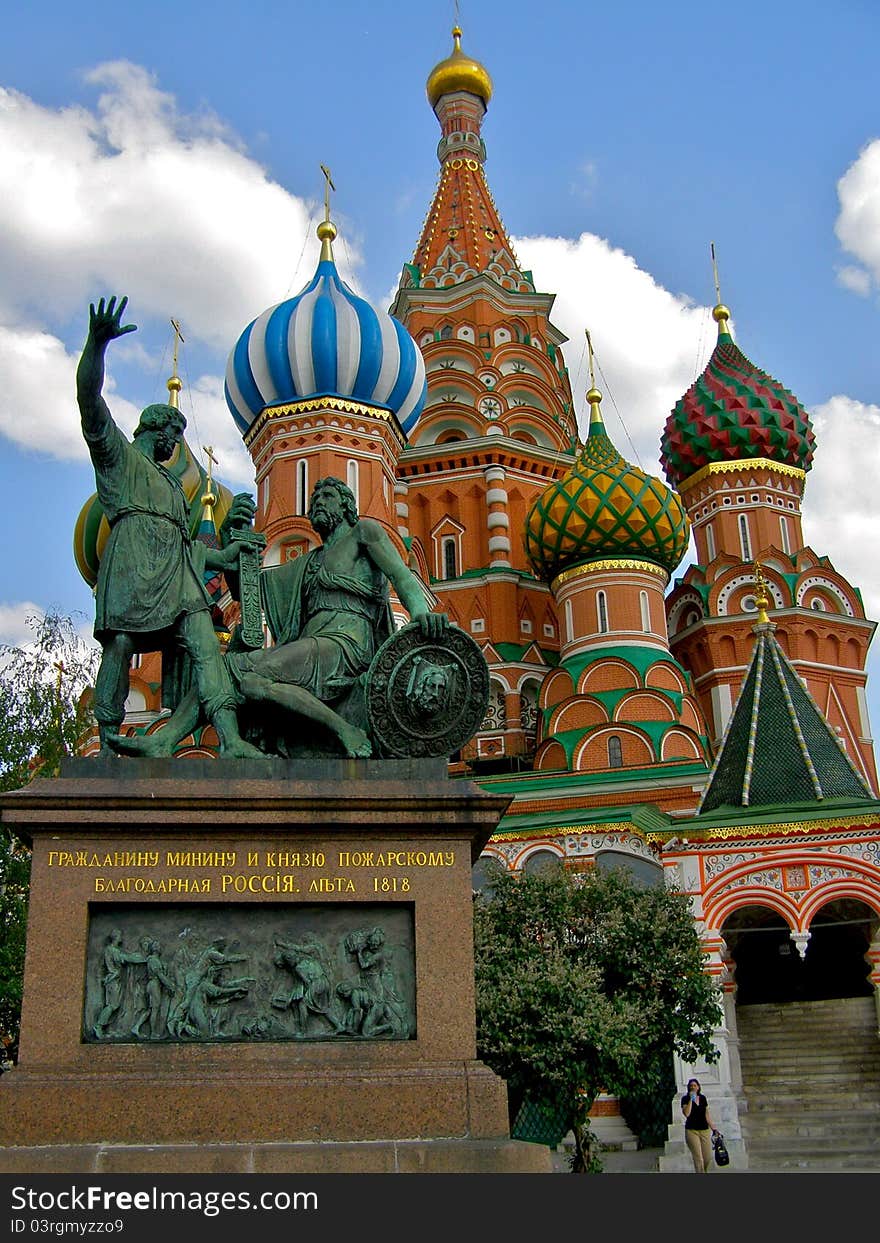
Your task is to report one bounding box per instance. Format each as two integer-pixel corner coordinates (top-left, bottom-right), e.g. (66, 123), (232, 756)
(73, 29), (880, 1169)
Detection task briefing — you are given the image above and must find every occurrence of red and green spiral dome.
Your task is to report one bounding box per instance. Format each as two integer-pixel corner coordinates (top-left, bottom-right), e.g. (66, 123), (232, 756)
(660, 306), (816, 489)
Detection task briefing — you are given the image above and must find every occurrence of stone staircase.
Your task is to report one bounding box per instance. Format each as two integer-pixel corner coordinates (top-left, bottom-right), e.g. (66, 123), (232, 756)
(738, 996), (880, 1172)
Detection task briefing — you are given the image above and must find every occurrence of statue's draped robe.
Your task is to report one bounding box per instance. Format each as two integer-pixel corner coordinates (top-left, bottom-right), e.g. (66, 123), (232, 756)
(226, 545), (393, 753)
(84, 418), (213, 640)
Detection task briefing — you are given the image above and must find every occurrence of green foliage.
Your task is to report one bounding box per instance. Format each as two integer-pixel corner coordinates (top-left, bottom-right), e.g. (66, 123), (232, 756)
(0, 611), (99, 1061)
(473, 863), (722, 1170)
(0, 610), (99, 792)
(620, 1048), (678, 1148)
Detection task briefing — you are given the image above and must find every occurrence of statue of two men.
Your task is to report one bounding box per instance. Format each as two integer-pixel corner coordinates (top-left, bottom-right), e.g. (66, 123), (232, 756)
(79, 296), (448, 761)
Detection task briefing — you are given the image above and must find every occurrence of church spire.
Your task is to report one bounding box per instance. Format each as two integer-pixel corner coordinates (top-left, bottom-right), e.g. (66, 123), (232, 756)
(412, 27), (527, 289)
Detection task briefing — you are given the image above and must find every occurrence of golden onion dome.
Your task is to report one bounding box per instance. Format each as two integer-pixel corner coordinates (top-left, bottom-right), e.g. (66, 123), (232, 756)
(426, 26), (493, 108)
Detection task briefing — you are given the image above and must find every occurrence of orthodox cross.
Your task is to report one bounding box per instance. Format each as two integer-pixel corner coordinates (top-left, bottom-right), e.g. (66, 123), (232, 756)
(202, 445), (219, 507)
(170, 318), (185, 376)
(320, 163), (335, 224)
(710, 241), (722, 306)
(585, 329), (596, 389)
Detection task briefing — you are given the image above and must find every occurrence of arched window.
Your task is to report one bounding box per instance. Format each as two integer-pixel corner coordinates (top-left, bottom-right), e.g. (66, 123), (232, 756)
(639, 590), (650, 633)
(779, 515), (790, 554)
(597, 590), (609, 634)
(706, 522), (716, 561)
(522, 849), (561, 876)
(442, 537), (457, 580)
(608, 735), (623, 768)
(296, 459), (308, 515)
(738, 513), (752, 561)
(346, 459), (359, 508)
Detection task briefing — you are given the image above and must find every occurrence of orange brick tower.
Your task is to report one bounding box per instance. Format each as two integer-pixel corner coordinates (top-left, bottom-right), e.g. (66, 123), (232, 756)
(662, 299), (877, 791)
(391, 26), (580, 769)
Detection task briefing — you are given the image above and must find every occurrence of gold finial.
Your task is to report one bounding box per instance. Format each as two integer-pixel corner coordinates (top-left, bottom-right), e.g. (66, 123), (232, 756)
(753, 561), (771, 624)
(585, 329), (603, 428)
(167, 318), (185, 409)
(317, 164), (338, 261)
(426, 21), (493, 107)
(202, 444), (219, 510)
(710, 242), (732, 339)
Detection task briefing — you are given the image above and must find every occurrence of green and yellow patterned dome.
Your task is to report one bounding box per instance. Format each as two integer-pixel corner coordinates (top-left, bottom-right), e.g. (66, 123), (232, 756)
(524, 388), (690, 582)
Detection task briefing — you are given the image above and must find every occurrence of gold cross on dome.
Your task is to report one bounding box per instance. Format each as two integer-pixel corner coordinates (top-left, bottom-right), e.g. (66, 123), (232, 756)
(320, 164), (335, 225)
(710, 241), (722, 306)
(203, 444), (219, 491)
(170, 318), (185, 377)
(585, 329), (596, 389)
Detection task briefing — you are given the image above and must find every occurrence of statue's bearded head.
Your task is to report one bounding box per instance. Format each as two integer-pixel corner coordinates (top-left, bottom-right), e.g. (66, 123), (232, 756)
(309, 478), (358, 536)
(134, 403), (186, 462)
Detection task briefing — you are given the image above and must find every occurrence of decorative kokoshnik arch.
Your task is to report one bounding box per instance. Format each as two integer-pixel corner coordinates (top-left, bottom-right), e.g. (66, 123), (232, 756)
(701, 847), (880, 938)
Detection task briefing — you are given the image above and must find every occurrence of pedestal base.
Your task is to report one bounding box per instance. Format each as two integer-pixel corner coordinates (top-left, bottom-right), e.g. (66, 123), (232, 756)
(0, 1137), (552, 1175)
(1, 759), (535, 1172)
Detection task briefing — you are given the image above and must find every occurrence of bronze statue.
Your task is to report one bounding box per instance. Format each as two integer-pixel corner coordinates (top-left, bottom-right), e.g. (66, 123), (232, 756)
(112, 476), (449, 758)
(77, 295), (263, 759)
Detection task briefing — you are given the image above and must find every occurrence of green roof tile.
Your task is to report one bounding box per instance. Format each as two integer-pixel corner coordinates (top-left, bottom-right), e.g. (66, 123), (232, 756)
(699, 624), (874, 813)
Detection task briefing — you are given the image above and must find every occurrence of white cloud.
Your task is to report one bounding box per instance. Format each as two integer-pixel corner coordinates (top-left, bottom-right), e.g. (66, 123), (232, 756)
(835, 138), (880, 292)
(0, 323), (141, 459)
(0, 63), (338, 341)
(0, 62), (360, 470)
(836, 265), (872, 296)
(803, 396), (880, 620)
(513, 231), (713, 466)
(0, 602), (46, 647)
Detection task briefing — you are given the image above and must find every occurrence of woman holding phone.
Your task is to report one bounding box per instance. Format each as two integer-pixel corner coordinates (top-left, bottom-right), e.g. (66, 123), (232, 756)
(680, 1077), (721, 1172)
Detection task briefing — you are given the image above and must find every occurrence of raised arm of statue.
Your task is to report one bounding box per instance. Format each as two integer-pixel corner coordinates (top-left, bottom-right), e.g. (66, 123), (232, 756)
(76, 295), (137, 437)
(359, 519), (448, 638)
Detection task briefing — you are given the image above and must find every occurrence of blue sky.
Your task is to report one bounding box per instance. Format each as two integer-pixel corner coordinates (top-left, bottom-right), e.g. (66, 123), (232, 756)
(1, 0), (879, 760)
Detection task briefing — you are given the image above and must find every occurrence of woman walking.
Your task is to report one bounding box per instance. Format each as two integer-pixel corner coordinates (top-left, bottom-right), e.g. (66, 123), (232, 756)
(681, 1078), (721, 1172)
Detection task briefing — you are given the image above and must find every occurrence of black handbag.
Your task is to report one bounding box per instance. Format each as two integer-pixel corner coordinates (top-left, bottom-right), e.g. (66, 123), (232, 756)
(712, 1132), (730, 1167)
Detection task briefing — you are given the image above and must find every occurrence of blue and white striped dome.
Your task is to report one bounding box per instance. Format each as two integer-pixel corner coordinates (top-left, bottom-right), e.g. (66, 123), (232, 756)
(225, 253), (427, 437)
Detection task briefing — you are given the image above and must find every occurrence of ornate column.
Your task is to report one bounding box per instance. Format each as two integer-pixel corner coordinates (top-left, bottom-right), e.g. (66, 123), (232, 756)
(484, 465), (511, 569)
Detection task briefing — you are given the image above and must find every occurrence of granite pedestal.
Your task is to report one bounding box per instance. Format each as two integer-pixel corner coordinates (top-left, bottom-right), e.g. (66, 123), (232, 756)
(0, 757), (550, 1173)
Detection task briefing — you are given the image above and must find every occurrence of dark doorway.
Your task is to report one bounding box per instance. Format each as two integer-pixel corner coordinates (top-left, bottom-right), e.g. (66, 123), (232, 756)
(723, 906), (802, 1005)
(723, 901), (876, 1006)
(801, 899), (874, 1001)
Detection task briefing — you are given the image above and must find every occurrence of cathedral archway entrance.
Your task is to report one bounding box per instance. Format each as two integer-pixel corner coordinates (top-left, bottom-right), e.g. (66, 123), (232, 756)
(800, 899), (875, 1001)
(722, 900), (875, 1005)
(722, 905), (801, 1006)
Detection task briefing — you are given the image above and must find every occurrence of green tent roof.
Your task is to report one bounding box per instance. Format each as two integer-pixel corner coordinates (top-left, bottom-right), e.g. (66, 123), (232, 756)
(699, 623), (874, 813)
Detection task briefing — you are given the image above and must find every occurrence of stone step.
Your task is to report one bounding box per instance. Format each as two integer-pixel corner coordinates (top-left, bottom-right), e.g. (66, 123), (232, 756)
(746, 1137), (880, 1158)
(735, 998), (880, 1171)
(742, 1118), (879, 1139)
(740, 1088), (879, 1108)
(740, 1054), (875, 1064)
(742, 1065), (880, 1080)
(748, 1155), (880, 1173)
